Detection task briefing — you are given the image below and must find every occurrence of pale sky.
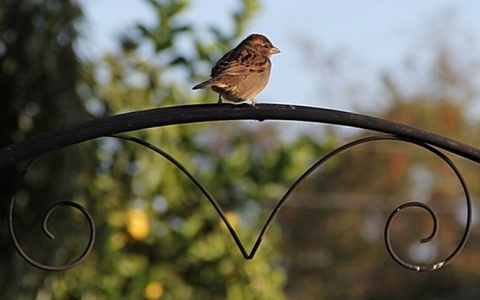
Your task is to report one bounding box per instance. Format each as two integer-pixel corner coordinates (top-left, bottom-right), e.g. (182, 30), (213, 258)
(82, 0), (480, 112)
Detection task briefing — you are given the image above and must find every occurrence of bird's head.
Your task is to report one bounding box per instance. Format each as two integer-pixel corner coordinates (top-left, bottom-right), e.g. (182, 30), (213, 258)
(242, 34), (280, 57)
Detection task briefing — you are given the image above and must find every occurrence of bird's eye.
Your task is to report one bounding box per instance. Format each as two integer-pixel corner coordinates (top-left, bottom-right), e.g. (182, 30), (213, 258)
(264, 44), (270, 49)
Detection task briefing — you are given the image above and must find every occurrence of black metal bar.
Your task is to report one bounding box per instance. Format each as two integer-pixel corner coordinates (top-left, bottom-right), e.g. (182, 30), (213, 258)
(4, 103), (477, 272)
(1, 103), (480, 169)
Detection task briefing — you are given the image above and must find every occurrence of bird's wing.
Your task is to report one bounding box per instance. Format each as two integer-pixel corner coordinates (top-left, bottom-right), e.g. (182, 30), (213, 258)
(211, 48), (270, 77)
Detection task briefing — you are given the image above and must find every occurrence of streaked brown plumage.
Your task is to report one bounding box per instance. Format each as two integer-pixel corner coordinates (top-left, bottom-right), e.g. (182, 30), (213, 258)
(192, 34), (280, 105)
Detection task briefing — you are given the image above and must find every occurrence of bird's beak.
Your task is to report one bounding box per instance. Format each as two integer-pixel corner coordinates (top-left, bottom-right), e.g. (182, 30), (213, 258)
(270, 46), (281, 55)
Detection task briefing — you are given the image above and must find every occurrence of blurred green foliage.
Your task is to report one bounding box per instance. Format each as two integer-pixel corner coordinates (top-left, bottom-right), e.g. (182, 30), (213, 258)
(3, 0), (480, 299)
(0, 0), (331, 299)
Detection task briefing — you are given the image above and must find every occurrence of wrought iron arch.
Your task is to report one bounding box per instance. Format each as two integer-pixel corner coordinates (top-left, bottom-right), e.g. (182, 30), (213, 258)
(1, 104), (479, 271)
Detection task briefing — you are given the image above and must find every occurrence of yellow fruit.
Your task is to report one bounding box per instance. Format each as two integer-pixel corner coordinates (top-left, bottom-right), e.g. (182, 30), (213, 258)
(144, 281), (164, 299)
(126, 209), (149, 241)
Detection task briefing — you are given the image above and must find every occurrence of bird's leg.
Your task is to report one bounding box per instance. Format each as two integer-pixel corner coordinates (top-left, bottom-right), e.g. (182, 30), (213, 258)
(217, 94), (223, 105)
(250, 99), (257, 106)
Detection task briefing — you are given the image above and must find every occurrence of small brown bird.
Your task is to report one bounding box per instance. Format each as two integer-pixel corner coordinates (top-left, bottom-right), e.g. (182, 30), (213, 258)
(192, 33), (280, 105)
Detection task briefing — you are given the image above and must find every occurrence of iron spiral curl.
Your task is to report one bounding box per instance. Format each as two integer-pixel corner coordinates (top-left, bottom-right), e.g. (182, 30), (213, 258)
(8, 156), (95, 271)
(383, 140), (472, 271)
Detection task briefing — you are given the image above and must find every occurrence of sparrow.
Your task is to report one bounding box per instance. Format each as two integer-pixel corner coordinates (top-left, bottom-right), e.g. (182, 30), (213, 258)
(192, 33), (280, 106)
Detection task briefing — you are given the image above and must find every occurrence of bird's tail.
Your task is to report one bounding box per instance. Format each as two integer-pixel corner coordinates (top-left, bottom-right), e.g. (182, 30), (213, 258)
(192, 80), (211, 90)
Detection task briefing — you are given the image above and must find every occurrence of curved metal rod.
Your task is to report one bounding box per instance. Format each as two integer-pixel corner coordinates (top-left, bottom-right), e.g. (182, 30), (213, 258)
(110, 134), (254, 259)
(7, 132), (472, 271)
(384, 202), (439, 271)
(384, 140), (471, 271)
(8, 156), (95, 271)
(111, 134), (472, 269)
(2, 104), (480, 170)
(257, 135), (471, 269)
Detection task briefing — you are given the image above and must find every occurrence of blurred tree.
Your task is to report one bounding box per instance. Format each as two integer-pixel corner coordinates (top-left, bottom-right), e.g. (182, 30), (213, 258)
(1, 0), (331, 299)
(283, 26), (480, 299)
(9, 1), (480, 299)
(0, 0), (94, 298)
(65, 0), (291, 298)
